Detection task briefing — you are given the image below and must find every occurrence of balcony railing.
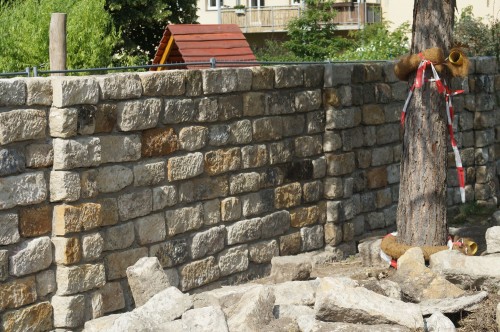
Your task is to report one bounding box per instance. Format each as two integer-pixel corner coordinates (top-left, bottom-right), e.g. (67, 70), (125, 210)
(221, 2), (381, 33)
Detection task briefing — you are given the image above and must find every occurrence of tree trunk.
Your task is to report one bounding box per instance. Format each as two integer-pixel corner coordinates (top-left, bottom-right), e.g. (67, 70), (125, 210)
(396, 0), (455, 247)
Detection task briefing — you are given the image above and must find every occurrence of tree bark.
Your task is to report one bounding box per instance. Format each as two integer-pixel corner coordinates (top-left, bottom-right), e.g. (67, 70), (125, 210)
(396, 0), (455, 247)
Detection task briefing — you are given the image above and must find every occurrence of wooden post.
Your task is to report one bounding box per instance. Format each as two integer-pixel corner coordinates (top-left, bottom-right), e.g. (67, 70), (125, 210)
(49, 13), (67, 76)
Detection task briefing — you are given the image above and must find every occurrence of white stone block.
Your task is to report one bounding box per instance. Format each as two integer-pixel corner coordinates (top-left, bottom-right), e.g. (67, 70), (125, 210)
(50, 171), (80, 202)
(49, 107), (78, 138)
(52, 294), (85, 328)
(10, 237), (52, 276)
(0, 213), (20, 245)
(52, 77), (99, 107)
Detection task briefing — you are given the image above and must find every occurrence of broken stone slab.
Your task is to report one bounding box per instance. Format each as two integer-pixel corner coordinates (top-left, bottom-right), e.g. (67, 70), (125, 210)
(273, 304), (315, 320)
(273, 280), (318, 306)
(424, 312), (456, 332)
(270, 255), (312, 283)
(126, 257), (172, 307)
(226, 285), (275, 332)
(264, 317), (300, 332)
(358, 279), (402, 300)
(83, 314), (121, 332)
(419, 291), (488, 315)
(393, 247), (465, 302)
(181, 306), (229, 332)
(192, 283), (259, 312)
(486, 226), (500, 253)
(429, 250), (500, 289)
(314, 277), (424, 329)
(358, 238), (389, 268)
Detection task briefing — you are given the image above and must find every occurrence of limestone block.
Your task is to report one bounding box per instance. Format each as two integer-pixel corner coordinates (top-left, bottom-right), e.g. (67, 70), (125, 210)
(133, 161), (165, 186)
(104, 222), (134, 251)
(56, 263), (105, 295)
(10, 237), (52, 276)
(179, 126), (208, 151)
(275, 183), (302, 209)
(0, 148), (25, 177)
(218, 95), (243, 121)
(326, 152), (356, 176)
(376, 123), (400, 144)
(52, 77), (99, 107)
(221, 197), (242, 222)
(52, 294), (85, 328)
(307, 110), (325, 134)
(100, 134), (141, 163)
(486, 226), (500, 253)
(81, 232), (104, 262)
(295, 90), (322, 112)
(152, 185), (177, 211)
(25, 143), (53, 168)
(191, 226), (226, 260)
(251, 66), (274, 90)
(50, 171), (80, 202)
(326, 107), (361, 130)
(301, 225), (324, 251)
(243, 92), (267, 116)
(163, 98), (196, 123)
(279, 232), (302, 256)
(80, 169), (98, 199)
(218, 245), (249, 277)
(204, 148), (241, 176)
(230, 172), (260, 195)
(290, 206), (319, 228)
(49, 107), (78, 138)
(117, 189), (152, 221)
(241, 144), (268, 169)
(227, 218), (262, 245)
(197, 97), (218, 122)
(283, 114), (305, 137)
(1, 301), (53, 332)
(241, 190), (274, 217)
(0, 109), (46, 145)
(252, 116), (283, 142)
(324, 222), (343, 246)
(96, 73), (142, 100)
(269, 140), (293, 164)
(116, 98), (161, 131)
(274, 66), (303, 88)
(150, 238), (189, 268)
(202, 68), (239, 94)
(274, 280), (317, 306)
(324, 177), (343, 200)
(0, 212), (20, 245)
(372, 146), (393, 166)
(95, 199), (118, 226)
(0, 79), (26, 106)
(179, 256), (221, 291)
(53, 203), (102, 235)
(135, 213), (166, 245)
(24, 77), (52, 105)
(260, 167), (284, 189)
(36, 270), (56, 297)
(209, 124), (230, 146)
(229, 119), (252, 144)
(226, 285), (275, 332)
(249, 240), (279, 263)
(53, 137), (101, 170)
(98, 281), (125, 314)
(419, 292), (488, 315)
(126, 257), (172, 307)
(202, 199), (221, 226)
(52, 237), (81, 265)
(178, 175), (228, 203)
(313, 156), (326, 179)
(182, 306), (229, 332)
(165, 204), (203, 236)
(167, 152), (204, 181)
(0, 276), (37, 311)
(96, 165), (133, 193)
(141, 127), (179, 158)
(140, 70), (185, 96)
(261, 210), (290, 238)
(0, 250), (7, 281)
(94, 102), (117, 133)
(303, 181), (322, 203)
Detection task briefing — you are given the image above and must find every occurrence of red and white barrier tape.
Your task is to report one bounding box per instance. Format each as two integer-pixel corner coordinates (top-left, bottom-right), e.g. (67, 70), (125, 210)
(400, 56), (466, 203)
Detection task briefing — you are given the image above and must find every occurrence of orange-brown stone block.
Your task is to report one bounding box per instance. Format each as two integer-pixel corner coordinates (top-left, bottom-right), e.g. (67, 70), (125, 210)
(53, 203), (102, 235)
(366, 167), (388, 189)
(1, 301), (53, 332)
(275, 182), (302, 209)
(279, 232), (301, 256)
(141, 127), (179, 157)
(53, 237), (81, 265)
(19, 205), (52, 237)
(0, 277), (37, 311)
(290, 206), (319, 228)
(204, 148), (241, 176)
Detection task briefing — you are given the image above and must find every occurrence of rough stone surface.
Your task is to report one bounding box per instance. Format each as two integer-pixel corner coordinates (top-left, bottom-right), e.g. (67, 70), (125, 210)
(166, 204), (203, 236)
(104, 222), (134, 251)
(274, 280), (317, 306)
(0, 276), (37, 311)
(50, 171), (81, 202)
(179, 256), (221, 291)
(126, 257), (172, 307)
(135, 213), (166, 245)
(0, 172), (47, 210)
(52, 294), (86, 328)
(358, 238), (388, 268)
(53, 137), (101, 170)
(1, 301), (53, 332)
(0, 109), (46, 145)
(179, 126), (208, 151)
(217, 245), (249, 277)
(270, 255), (312, 283)
(140, 70), (186, 96)
(141, 127), (179, 157)
(52, 77), (99, 107)
(182, 306), (229, 332)
(100, 134), (141, 163)
(425, 312), (456, 332)
(116, 98), (161, 131)
(227, 218), (262, 245)
(82, 232), (104, 261)
(153, 185), (177, 211)
(10, 236), (52, 276)
(25, 143), (53, 168)
(0, 250), (8, 281)
(36, 269), (56, 297)
(49, 107), (78, 138)
(0, 212), (20, 245)
(0, 148), (25, 177)
(249, 240), (279, 263)
(53, 203), (102, 235)
(419, 291), (489, 315)
(97, 73), (142, 100)
(117, 189), (152, 221)
(56, 263), (106, 295)
(105, 247), (148, 280)
(191, 225), (226, 259)
(150, 238), (189, 268)
(168, 152), (204, 181)
(53, 236), (82, 265)
(486, 226), (500, 253)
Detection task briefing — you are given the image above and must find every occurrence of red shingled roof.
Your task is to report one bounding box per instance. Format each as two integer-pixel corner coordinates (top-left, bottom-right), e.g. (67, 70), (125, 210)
(151, 24), (257, 70)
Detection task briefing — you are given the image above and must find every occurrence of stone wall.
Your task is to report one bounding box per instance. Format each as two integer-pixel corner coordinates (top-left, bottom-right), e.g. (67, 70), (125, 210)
(0, 59), (498, 331)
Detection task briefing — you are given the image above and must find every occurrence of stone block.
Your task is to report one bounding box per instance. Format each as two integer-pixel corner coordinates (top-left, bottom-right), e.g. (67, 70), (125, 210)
(323, 131), (342, 152)
(229, 172), (260, 195)
(387, 164), (400, 184)
(97, 73), (142, 100)
(36, 270), (56, 297)
(116, 98), (161, 131)
(372, 146), (393, 166)
(275, 66), (303, 88)
(49, 171), (80, 202)
(229, 119), (252, 144)
(221, 197), (242, 222)
(167, 152), (204, 181)
(10, 237), (52, 276)
(486, 226), (500, 253)
(0, 212), (20, 245)
(285, 159), (314, 183)
(197, 97), (218, 122)
(295, 90), (322, 113)
(99, 198), (119, 226)
(182, 306), (229, 332)
(377, 123), (401, 144)
(153, 185), (177, 211)
(243, 92), (267, 116)
(126, 257), (172, 307)
(251, 66), (274, 90)
(303, 64), (324, 87)
(203, 199), (221, 226)
(161, 99), (198, 124)
(279, 232), (301, 255)
(241, 144), (268, 168)
(0, 79), (26, 106)
(82, 232), (104, 262)
(117, 189), (152, 221)
(260, 167), (285, 188)
(324, 177), (343, 199)
(303, 181), (322, 203)
(252, 116), (283, 142)
(218, 95), (243, 120)
(52, 294), (85, 328)
(0, 109), (46, 145)
(98, 281), (125, 314)
(53, 203), (102, 235)
(362, 104), (385, 125)
(275, 183), (302, 209)
(367, 167), (388, 189)
(96, 165), (133, 193)
(0, 250), (7, 281)
(209, 124), (230, 146)
(150, 237), (189, 268)
(178, 176), (228, 203)
(227, 218), (262, 245)
(294, 135), (322, 158)
(166, 204), (203, 236)
(100, 134), (141, 163)
(241, 190), (274, 217)
(180, 256), (221, 291)
(105, 247), (148, 281)
(0, 276), (37, 311)
(140, 70), (186, 96)
(95, 103), (117, 133)
(18, 205), (51, 238)
(249, 240), (279, 263)
(375, 188), (392, 209)
(53, 137), (101, 170)
(52, 77), (99, 107)
(53, 237), (81, 265)
(290, 206), (319, 228)
(307, 110), (325, 134)
(55, 264), (105, 296)
(269, 139), (294, 165)
(204, 148), (241, 175)
(282, 114), (305, 137)
(218, 245), (249, 277)
(475, 57), (498, 74)
(261, 210), (290, 238)
(25, 143), (53, 168)
(179, 126), (208, 151)
(104, 222), (135, 251)
(203, 68), (241, 94)
(301, 224), (324, 251)
(141, 127), (179, 157)
(133, 161), (165, 187)
(324, 222), (343, 246)
(1, 302), (53, 332)
(135, 213), (166, 245)
(325, 107), (361, 130)
(191, 225), (226, 260)
(326, 152), (355, 176)
(49, 107), (78, 138)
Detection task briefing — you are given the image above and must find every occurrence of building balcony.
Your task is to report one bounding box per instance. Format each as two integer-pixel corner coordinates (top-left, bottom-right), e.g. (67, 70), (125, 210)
(221, 2), (382, 33)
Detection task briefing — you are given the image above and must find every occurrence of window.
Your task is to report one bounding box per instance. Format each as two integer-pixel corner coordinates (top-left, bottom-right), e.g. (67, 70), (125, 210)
(250, 0), (264, 7)
(208, 0), (223, 10)
(291, 0), (301, 5)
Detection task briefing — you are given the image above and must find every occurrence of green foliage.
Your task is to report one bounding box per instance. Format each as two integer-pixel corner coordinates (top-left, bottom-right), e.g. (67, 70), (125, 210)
(0, 0), (120, 72)
(453, 5), (499, 57)
(332, 21), (410, 61)
(253, 40), (302, 62)
(105, 0), (198, 61)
